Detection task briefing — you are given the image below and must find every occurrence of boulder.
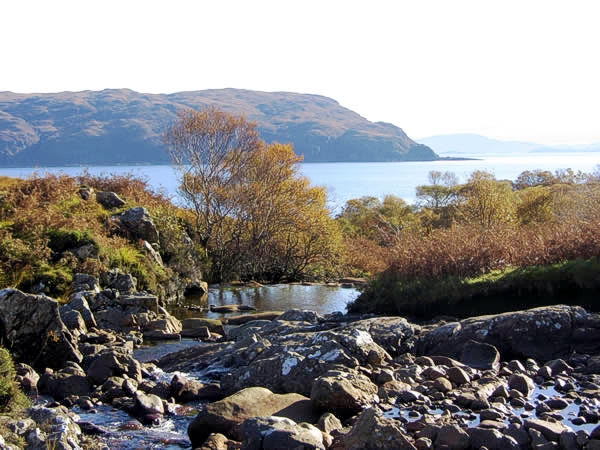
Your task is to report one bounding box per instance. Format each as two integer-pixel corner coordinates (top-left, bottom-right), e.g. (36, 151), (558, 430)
(346, 316), (419, 356)
(435, 424), (471, 449)
(184, 281), (209, 297)
(222, 312), (284, 325)
(38, 363), (91, 401)
(95, 191), (126, 209)
(446, 366), (471, 385)
(62, 292), (97, 329)
(188, 387), (315, 447)
(221, 324), (390, 396)
(85, 348), (142, 385)
(199, 433), (240, 450)
(182, 318), (224, 335)
(277, 309), (323, 323)
(508, 373), (535, 396)
(332, 407), (416, 449)
(100, 269), (137, 294)
(240, 416), (325, 450)
(460, 340), (500, 370)
(119, 206), (159, 243)
(144, 314), (182, 335)
(15, 363), (39, 393)
(161, 316), (390, 396)
(170, 374), (223, 402)
(26, 405), (83, 450)
(59, 309), (87, 336)
(311, 370), (379, 417)
(74, 243), (99, 260)
(78, 186), (93, 200)
(467, 427), (520, 449)
(317, 412), (343, 435)
(133, 391), (165, 424)
(524, 418), (572, 442)
(0, 289), (82, 370)
(71, 273), (100, 294)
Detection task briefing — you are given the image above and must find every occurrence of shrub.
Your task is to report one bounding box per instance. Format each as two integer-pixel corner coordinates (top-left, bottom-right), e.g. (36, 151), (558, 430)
(16, 265), (73, 300)
(47, 229), (97, 257)
(0, 347), (30, 413)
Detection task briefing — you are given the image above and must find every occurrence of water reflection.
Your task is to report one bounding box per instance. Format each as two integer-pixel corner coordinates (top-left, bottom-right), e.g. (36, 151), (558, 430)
(169, 284), (360, 319)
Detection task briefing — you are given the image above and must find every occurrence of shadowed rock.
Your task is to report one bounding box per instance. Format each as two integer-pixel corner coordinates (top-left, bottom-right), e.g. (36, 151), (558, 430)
(0, 289), (82, 370)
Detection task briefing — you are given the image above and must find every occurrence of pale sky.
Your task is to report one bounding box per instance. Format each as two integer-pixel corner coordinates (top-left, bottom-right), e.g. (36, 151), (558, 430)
(2, 0), (599, 145)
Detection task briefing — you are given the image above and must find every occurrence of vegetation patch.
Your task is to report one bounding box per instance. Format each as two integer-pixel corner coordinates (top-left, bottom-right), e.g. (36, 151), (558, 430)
(341, 168), (600, 318)
(350, 258), (600, 319)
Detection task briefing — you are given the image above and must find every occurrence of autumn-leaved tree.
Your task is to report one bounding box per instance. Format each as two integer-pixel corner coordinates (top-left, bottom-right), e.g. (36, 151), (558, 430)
(166, 107), (342, 282)
(416, 170), (460, 210)
(458, 171), (516, 228)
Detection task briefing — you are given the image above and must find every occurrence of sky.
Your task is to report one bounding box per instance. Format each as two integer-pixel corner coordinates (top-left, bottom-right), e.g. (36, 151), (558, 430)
(2, 0), (600, 145)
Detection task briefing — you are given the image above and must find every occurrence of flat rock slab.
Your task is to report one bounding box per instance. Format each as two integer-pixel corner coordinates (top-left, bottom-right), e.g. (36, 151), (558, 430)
(209, 304), (256, 313)
(188, 386), (316, 448)
(416, 305), (600, 361)
(524, 418), (572, 442)
(222, 311), (284, 325)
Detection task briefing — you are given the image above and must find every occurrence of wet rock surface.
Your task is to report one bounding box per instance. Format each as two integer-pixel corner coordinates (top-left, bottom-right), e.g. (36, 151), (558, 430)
(154, 306), (600, 449)
(3, 293), (600, 449)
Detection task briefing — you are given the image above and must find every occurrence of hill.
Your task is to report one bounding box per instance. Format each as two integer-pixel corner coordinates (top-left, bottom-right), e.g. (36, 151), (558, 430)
(0, 89), (437, 166)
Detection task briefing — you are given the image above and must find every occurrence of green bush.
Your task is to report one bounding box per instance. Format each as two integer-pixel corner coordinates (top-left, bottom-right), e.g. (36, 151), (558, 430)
(16, 264), (73, 300)
(47, 229), (97, 256)
(0, 347), (30, 413)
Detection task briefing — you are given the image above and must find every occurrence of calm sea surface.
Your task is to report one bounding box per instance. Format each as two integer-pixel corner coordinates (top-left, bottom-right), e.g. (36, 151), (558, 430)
(1, 151), (599, 212)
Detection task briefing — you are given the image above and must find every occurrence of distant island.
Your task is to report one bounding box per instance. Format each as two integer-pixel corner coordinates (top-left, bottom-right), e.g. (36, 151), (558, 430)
(418, 133), (600, 155)
(0, 88), (438, 166)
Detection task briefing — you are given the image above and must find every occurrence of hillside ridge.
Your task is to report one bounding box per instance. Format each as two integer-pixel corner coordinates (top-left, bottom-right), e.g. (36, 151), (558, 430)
(0, 88), (437, 165)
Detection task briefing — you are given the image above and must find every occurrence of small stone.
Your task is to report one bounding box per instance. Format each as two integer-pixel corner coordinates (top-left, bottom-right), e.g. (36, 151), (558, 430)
(433, 377), (453, 393)
(415, 437), (432, 450)
(545, 398), (570, 410)
(508, 373), (535, 396)
(446, 366), (471, 385)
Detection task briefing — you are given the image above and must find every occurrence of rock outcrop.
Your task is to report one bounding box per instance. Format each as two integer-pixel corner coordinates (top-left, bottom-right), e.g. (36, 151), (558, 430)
(95, 191), (126, 209)
(415, 305), (600, 362)
(118, 206), (159, 244)
(0, 289), (82, 370)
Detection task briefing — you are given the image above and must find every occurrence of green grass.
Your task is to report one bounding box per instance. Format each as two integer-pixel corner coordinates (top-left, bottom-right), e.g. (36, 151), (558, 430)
(47, 229), (97, 256)
(349, 257), (600, 319)
(17, 264), (73, 301)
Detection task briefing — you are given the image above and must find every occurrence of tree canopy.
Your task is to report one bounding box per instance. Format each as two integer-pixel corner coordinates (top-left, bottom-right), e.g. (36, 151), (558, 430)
(165, 107), (342, 282)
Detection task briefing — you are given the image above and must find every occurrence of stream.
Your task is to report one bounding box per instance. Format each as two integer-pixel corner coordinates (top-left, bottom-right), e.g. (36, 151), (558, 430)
(73, 284), (361, 449)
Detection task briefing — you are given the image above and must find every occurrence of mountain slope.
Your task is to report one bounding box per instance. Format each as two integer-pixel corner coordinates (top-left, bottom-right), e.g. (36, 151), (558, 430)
(0, 89), (437, 165)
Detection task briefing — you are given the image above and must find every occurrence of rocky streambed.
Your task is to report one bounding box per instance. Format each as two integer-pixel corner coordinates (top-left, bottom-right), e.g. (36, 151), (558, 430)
(1, 277), (600, 449)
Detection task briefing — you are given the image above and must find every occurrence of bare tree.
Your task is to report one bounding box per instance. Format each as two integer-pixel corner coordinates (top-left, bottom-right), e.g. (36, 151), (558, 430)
(165, 107), (262, 250)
